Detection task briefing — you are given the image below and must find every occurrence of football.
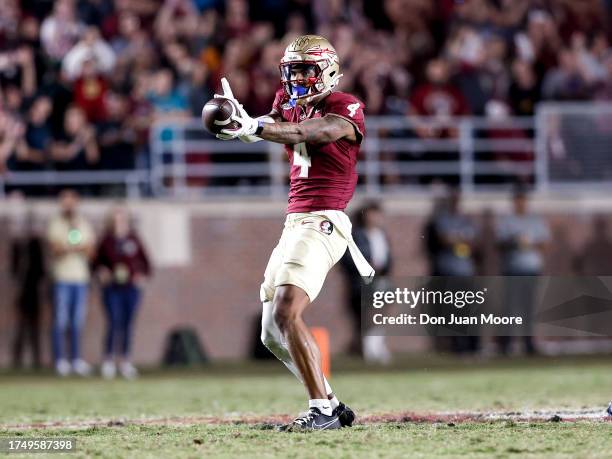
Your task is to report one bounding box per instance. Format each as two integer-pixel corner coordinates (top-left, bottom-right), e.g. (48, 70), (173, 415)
(201, 97), (241, 135)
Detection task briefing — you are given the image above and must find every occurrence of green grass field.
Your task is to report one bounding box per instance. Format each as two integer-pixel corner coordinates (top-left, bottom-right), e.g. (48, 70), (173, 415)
(1, 356), (611, 458)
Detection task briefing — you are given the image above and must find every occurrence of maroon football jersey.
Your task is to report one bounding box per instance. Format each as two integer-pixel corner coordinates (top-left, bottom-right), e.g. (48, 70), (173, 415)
(271, 89), (365, 213)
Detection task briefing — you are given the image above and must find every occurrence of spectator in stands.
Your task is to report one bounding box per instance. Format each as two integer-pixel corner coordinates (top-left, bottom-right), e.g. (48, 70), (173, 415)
(542, 48), (591, 100)
(514, 9), (561, 78)
(72, 58), (109, 124)
(0, 47), (37, 99)
(162, 40), (213, 116)
(0, 110), (25, 173)
(594, 50), (612, 101)
(6, 95), (53, 194)
(508, 59), (540, 116)
(50, 105), (99, 173)
(449, 28), (510, 115)
(0, 0), (20, 41)
(40, 0), (84, 64)
(484, 100), (533, 184)
(411, 58), (470, 121)
(1, 85), (25, 119)
(410, 58), (469, 184)
(14, 96), (53, 172)
(10, 206), (45, 369)
(109, 12), (142, 57)
(47, 189), (96, 376)
(98, 91), (137, 172)
(341, 201), (392, 362)
(62, 26), (116, 82)
(147, 68), (189, 121)
(95, 206), (151, 379)
(496, 187), (550, 355)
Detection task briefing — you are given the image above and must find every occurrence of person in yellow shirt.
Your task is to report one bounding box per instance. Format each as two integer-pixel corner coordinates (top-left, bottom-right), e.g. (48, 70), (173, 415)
(47, 189), (95, 376)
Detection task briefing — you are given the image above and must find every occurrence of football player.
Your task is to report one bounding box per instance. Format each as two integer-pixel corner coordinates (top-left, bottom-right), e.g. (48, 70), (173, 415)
(215, 35), (374, 431)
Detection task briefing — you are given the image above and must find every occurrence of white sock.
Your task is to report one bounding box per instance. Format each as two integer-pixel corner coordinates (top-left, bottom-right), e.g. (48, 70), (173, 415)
(328, 395), (340, 410)
(309, 398), (332, 416)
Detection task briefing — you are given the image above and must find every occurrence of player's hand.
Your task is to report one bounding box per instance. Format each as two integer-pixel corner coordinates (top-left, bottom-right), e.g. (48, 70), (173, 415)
(214, 76), (257, 139)
(214, 77), (241, 107)
(221, 111), (258, 138)
(215, 132), (235, 140)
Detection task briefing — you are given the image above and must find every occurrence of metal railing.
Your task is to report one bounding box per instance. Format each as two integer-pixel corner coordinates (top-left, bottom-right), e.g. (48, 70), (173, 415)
(1, 103), (611, 198)
(534, 103), (612, 191)
(0, 169), (149, 199)
(149, 115), (537, 197)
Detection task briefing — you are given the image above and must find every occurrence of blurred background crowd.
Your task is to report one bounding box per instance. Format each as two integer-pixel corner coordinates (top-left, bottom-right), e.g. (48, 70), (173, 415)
(0, 0), (611, 187)
(1, 0), (612, 375)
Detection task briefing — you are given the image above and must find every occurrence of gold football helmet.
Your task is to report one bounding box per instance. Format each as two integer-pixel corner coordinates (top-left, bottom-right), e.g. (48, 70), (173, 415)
(279, 35), (342, 106)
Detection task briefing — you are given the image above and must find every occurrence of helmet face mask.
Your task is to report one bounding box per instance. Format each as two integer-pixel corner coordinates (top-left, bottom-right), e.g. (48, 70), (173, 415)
(280, 62), (322, 101)
(279, 35), (341, 106)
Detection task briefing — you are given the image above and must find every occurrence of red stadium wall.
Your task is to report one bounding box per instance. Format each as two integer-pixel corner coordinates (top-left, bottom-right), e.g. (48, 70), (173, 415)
(0, 198), (608, 367)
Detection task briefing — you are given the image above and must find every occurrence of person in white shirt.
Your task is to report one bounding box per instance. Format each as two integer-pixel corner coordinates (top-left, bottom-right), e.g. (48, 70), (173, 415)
(47, 189), (95, 376)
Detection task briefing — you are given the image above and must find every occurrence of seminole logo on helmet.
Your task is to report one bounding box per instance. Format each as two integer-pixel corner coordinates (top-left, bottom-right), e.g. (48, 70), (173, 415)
(279, 35), (342, 106)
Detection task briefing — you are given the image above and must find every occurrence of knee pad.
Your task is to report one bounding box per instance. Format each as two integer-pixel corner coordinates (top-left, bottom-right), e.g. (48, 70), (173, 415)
(262, 303), (291, 355)
(260, 326), (284, 353)
(260, 329), (276, 348)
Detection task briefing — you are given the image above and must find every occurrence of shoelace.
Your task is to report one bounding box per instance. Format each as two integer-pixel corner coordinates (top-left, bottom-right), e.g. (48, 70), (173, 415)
(293, 409), (317, 426)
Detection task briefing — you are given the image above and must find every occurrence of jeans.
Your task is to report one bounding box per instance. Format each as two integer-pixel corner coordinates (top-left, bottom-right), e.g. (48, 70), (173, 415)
(498, 274), (539, 355)
(102, 285), (141, 357)
(52, 282), (89, 363)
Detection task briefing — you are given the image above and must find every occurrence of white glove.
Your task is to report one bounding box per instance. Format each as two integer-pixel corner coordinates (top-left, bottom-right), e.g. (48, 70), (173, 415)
(214, 77), (240, 106)
(213, 77), (258, 141)
(215, 132), (235, 140)
(220, 110), (258, 138)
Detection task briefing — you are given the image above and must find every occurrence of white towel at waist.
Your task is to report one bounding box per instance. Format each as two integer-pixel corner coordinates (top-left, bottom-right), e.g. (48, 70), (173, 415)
(312, 210), (376, 284)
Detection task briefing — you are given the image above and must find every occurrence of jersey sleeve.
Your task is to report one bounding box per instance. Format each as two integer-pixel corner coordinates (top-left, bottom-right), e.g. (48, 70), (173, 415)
(271, 88), (286, 116)
(324, 93), (365, 144)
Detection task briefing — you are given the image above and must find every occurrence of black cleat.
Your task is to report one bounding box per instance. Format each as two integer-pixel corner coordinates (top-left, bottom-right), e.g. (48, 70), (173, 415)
(607, 401), (612, 417)
(278, 408), (341, 431)
(333, 402), (356, 427)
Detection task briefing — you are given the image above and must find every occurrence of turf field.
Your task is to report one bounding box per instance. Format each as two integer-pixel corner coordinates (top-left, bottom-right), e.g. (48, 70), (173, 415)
(1, 355), (611, 458)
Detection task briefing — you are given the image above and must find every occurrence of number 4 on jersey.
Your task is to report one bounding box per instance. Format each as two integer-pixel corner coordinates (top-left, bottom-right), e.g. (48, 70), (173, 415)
(293, 142), (311, 178)
(347, 103), (360, 117)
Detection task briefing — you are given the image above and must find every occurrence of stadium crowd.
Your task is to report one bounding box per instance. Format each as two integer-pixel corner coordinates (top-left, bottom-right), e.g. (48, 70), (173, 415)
(0, 0), (611, 192)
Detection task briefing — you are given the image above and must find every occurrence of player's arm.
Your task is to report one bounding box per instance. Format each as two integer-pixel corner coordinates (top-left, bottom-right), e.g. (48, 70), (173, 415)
(266, 110), (282, 123)
(258, 114), (356, 145)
